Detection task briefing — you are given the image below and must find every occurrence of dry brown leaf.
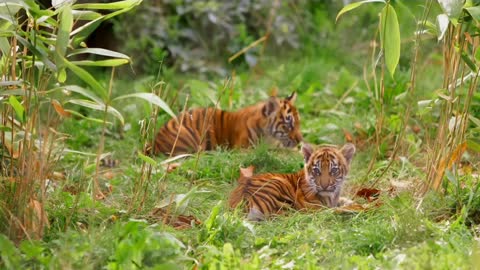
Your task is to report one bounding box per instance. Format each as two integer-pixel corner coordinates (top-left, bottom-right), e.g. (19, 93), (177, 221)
(411, 125), (421, 134)
(432, 142), (467, 190)
(165, 162), (181, 173)
(51, 171), (65, 180)
(103, 171), (116, 180)
(343, 129), (353, 143)
(150, 207), (201, 229)
(336, 201), (383, 213)
(354, 122), (368, 138)
(51, 99), (71, 117)
(355, 188), (381, 202)
(447, 142), (467, 168)
(24, 199), (49, 240)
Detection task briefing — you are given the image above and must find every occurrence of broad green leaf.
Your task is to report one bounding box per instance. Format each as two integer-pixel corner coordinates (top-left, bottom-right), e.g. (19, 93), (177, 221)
(0, 125), (12, 132)
(469, 115), (480, 127)
(113, 92), (176, 119)
(64, 110), (113, 125)
(137, 151), (157, 166)
(63, 58), (107, 99)
(336, 0), (385, 22)
(66, 99), (124, 125)
(55, 4), (73, 68)
(68, 48), (130, 60)
(72, 10), (102, 21)
(460, 50), (477, 72)
(55, 5), (73, 81)
(465, 6), (480, 23)
(380, 4), (401, 78)
(0, 37), (10, 55)
(22, 0), (54, 18)
(57, 68), (67, 82)
(70, 0), (142, 46)
(205, 201), (222, 231)
(8, 95), (25, 123)
(15, 35), (57, 71)
(467, 139), (480, 152)
(438, 0), (463, 23)
(70, 59), (129, 67)
(49, 85), (104, 104)
(72, 0), (142, 10)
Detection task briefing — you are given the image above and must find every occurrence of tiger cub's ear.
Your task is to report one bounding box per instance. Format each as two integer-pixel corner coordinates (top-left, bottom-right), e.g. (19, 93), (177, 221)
(286, 91), (297, 104)
(340, 143), (356, 165)
(263, 96), (279, 116)
(239, 165), (255, 178)
(302, 143), (314, 163)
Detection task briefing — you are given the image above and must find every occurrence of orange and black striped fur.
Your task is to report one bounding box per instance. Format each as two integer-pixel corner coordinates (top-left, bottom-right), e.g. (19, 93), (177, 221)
(229, 143), (356, 221)
(152, 93), (303, 156)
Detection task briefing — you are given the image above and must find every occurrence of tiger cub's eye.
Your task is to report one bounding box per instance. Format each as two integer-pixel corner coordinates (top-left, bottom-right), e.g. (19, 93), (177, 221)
(312, 166), (321, 176)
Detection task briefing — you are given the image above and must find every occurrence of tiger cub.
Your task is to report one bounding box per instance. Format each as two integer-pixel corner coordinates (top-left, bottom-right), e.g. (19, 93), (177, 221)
(229, 143), (356, 221)
(151, 92), (303, 156)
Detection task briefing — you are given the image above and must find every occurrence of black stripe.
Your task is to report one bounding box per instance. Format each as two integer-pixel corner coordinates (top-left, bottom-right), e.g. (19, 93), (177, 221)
(219, 110), (224, 133)
(250, 194), (266, 214)
(255, 193), (276, 213)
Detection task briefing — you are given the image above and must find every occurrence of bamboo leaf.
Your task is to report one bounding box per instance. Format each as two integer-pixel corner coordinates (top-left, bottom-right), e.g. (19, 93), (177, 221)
(467, 139), (480, 153)
(15, 35), (57, 71)
(8, 95), (25, 123)
(113, 92), (176, 119)
(72, 0), (142, 10)
(63, 58), (107, 99)
(70, 59), (129, 67)
(137, 151), (157, 166)
(70, 0), (142, 46)
(67, 99), (124, 125)
(380, 4), (401, 78)
(68, 48), (130, 60)
(460, 50), (477, 72)
(50, 85), (104, 104)
(64, 110), (113, 125)
(336, 0), (385, 22)
(55, 4), (73, 70)
(72, 10), (102, 21)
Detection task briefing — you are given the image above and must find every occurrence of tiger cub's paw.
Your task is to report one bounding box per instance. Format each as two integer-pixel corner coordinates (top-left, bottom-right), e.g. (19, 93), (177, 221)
(338, 197), (354, 207)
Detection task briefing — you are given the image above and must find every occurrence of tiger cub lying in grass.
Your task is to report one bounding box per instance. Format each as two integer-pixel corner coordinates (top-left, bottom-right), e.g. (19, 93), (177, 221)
(229, 143), (356, 221)
(151, 92), (303, 156)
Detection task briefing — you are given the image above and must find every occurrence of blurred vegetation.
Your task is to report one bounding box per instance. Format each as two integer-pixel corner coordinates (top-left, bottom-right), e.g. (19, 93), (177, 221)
(112, 0), (374, 75)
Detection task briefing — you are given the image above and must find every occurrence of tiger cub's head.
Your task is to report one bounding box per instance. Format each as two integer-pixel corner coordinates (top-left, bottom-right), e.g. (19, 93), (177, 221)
(301, 143), (356, 206)
(262, 92), (303, 147)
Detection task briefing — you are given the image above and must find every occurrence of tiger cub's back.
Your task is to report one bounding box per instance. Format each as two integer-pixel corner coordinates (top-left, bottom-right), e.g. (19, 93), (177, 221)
(152, 93), (302, 156)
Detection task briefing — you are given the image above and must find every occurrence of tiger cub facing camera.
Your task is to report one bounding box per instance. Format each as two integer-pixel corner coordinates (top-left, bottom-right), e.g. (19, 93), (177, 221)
(151, 92), (303, 156)
(229, 143), (356, 221)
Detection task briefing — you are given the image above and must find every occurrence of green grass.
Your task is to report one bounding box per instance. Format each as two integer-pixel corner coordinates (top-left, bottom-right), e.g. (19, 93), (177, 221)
(2, 17), (480, 270)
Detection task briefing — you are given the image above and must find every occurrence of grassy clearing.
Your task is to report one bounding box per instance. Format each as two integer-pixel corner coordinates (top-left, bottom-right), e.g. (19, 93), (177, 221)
(2, 1), (480, 269)
(3, 53), (476, 268)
